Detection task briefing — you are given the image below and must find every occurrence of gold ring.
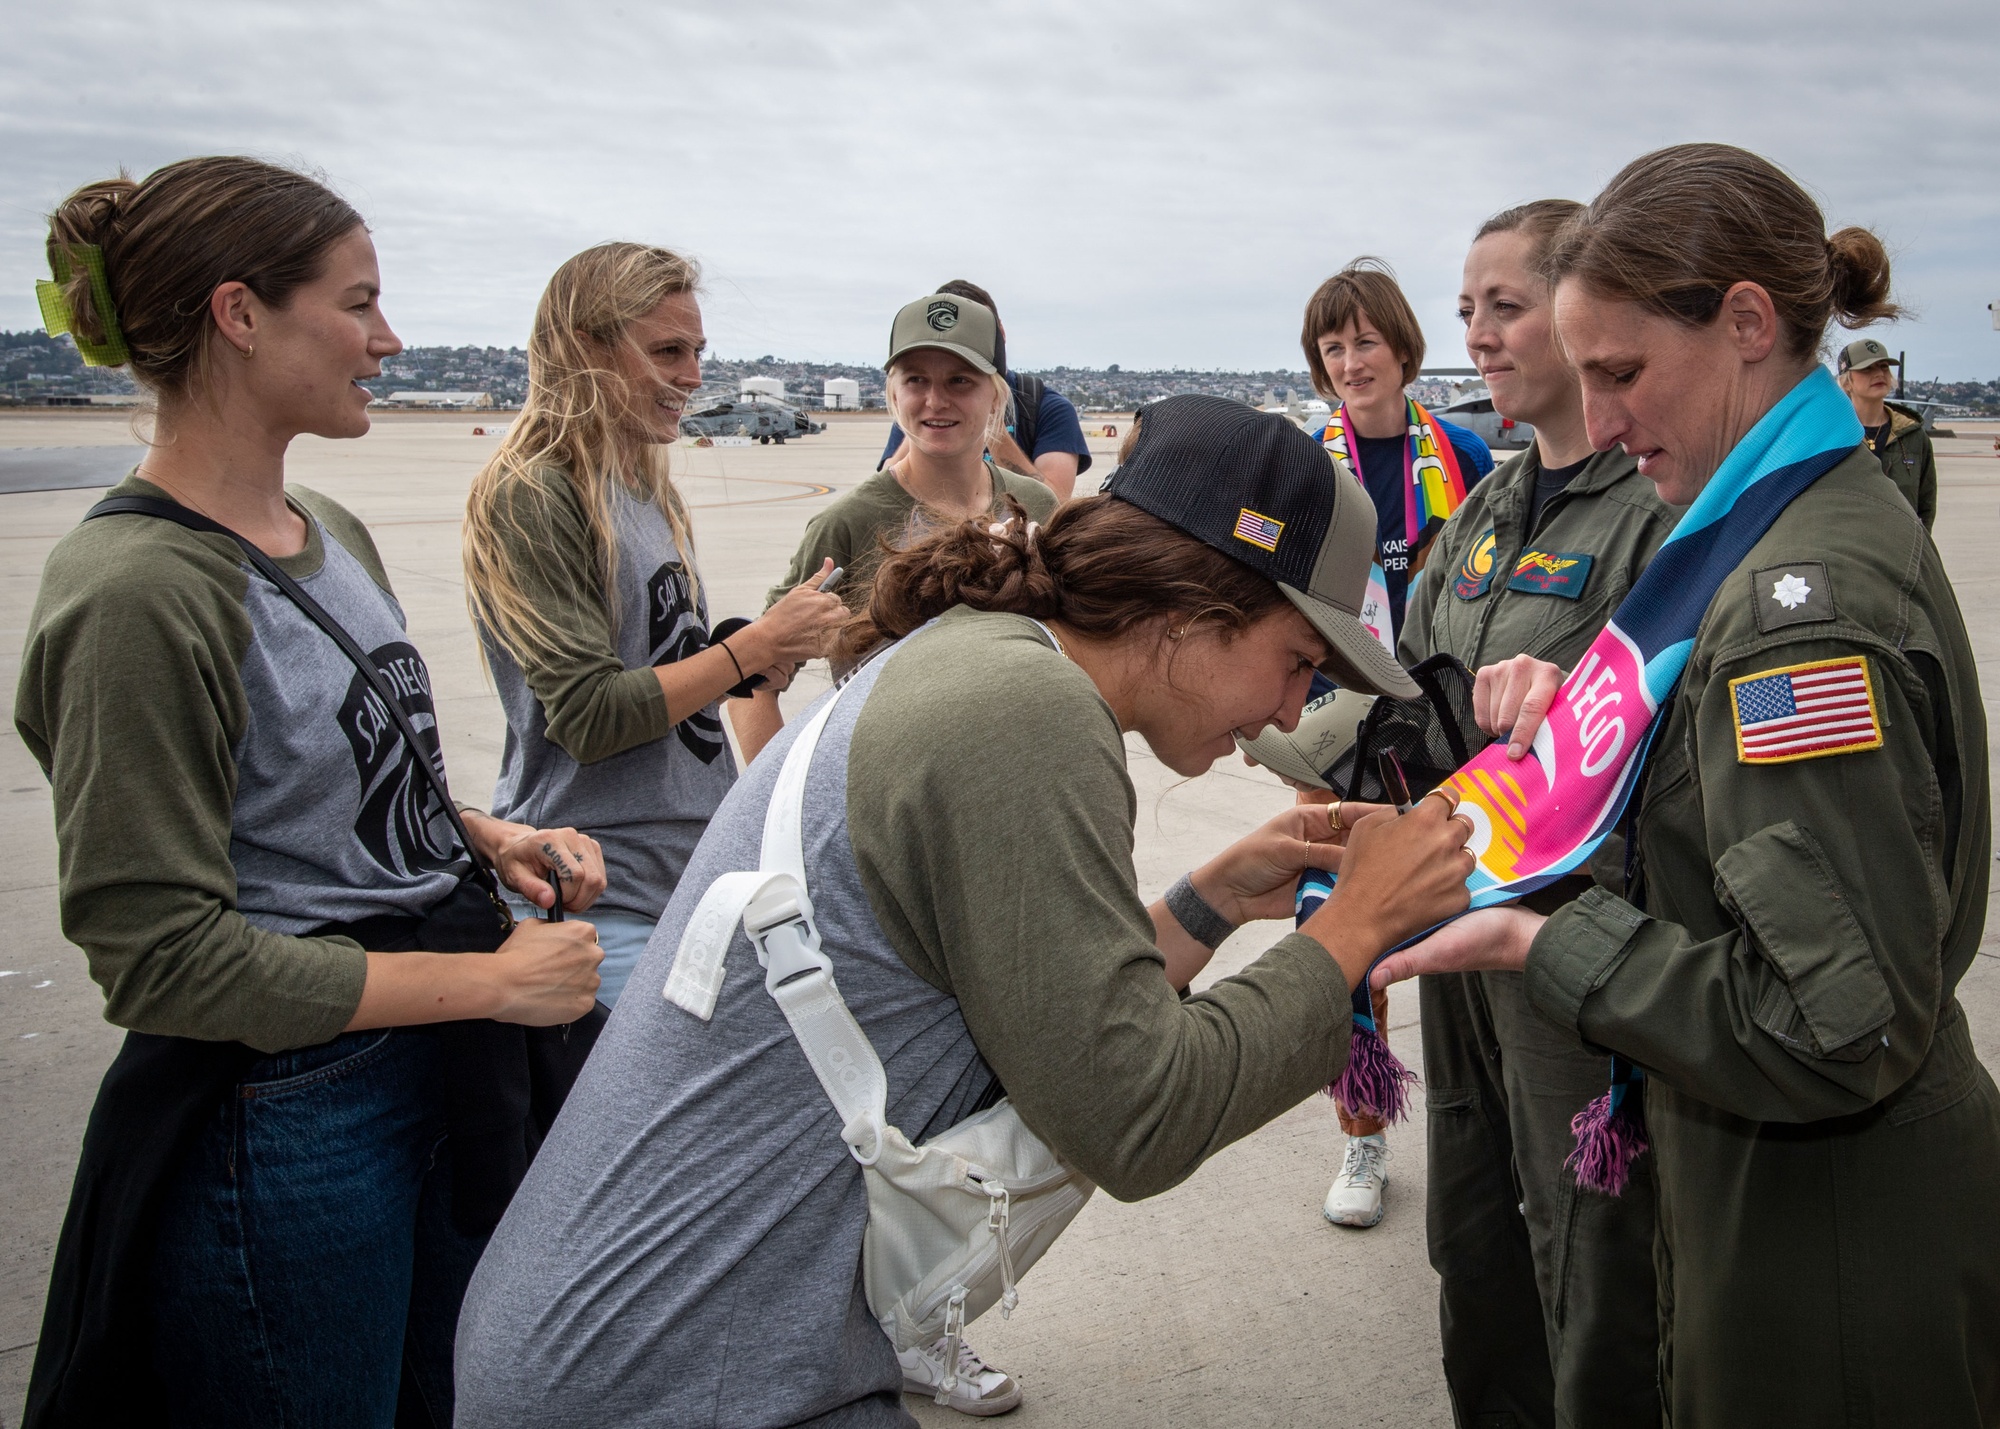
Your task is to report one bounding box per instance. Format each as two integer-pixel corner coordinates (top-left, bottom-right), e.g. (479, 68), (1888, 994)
(1328, 800), (1346, 834)
(1422, 786), (1462, 816)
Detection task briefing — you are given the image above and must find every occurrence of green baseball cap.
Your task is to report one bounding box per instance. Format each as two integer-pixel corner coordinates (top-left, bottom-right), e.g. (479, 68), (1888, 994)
(1838, 338), (1895, 373)
(886, 293), (1001, 374)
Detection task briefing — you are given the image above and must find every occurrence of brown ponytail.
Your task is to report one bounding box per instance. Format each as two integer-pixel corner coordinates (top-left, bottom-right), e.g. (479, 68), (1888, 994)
(1543, 143), (1901, 359)
(44, 157), (364, 403)
(1825, 225), (1901, 328)
(831, 495), (1288, 670)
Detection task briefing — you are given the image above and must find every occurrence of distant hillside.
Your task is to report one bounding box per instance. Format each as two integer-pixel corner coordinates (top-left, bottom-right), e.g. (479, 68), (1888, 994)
(8, 331), (1996, 415)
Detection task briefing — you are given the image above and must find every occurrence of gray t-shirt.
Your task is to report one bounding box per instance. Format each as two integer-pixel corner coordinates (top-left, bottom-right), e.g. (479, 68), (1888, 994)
(455, 610), (1356, 1426)
(232, 501), (467, 933)
(15, 476), (464, 1050)
(484, 477), (738, 920)
(456, 647), (998, 1428)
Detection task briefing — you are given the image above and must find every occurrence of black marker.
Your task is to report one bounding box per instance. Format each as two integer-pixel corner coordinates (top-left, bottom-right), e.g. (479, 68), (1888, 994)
(544, 860), (565, 922)
(1377, 751), (1415, 814)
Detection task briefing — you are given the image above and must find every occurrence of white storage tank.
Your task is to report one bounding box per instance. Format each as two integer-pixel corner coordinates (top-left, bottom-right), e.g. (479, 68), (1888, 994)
(823, 378), (861, 410)
(740, 376), (786, 400)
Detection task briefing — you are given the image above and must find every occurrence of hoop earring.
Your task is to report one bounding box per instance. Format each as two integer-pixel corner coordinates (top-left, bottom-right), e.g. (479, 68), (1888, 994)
(1167, 627), (1185, 641)
(240, 344), (254, 359)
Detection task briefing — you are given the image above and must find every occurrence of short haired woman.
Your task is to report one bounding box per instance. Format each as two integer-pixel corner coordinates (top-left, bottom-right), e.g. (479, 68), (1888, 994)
(1380, 144), (2000, 1422)
(462, 244), (844, 1006)
(19, 157), (604, 1426)
(731, 291), (1059, 764)
(1302, 257), (1495, 643)
(1399, 199), (1677, 1426)
(454, 398), (1478, 1428)
(1297, 259), (1493, 1228)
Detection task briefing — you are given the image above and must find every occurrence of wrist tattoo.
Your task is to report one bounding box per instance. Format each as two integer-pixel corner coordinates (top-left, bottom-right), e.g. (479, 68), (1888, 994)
(1165, 873), (1236, 950)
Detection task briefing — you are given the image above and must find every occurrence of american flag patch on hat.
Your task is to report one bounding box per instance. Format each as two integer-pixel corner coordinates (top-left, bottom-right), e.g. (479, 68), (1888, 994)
(1729, 656), (1882, 765)
(1233, 507), (1284, 552)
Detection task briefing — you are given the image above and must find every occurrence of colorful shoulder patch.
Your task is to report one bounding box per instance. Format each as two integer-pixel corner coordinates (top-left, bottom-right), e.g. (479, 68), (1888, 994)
(1454, 529), (1497, 600)
(1729, 656), (1882, 764)
(1506, 550), (1593, 599)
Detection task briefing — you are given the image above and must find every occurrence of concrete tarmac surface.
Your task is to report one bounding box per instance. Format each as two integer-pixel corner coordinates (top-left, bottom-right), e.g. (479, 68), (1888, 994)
(2, 410), (1998, 1427)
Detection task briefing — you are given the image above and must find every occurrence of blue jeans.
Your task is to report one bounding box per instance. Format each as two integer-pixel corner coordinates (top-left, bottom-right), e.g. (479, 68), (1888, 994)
(506, 899), (662, 1007)
(149, 1029), (484, 1428)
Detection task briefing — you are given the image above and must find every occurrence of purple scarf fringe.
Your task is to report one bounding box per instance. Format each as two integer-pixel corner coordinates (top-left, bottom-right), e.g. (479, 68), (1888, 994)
(1328, 1016), (1418, 1124)
(1565, 1085), (1648, 1195)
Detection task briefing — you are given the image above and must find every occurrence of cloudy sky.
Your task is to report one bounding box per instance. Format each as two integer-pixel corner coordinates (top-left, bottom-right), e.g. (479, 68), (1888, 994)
(4, 0), (1996, 377)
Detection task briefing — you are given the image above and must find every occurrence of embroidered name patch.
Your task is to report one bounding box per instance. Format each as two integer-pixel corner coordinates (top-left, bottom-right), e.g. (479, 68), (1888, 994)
(1506, 550), (1593, 599)
(1454, 529), (1497, 600)
(1233, 507), (1284, 552)
(1730, 656), (1882, 765)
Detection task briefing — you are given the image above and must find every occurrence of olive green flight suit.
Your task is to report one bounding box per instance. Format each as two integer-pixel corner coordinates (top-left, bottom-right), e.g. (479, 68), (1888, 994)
(1401, 447), (1678, 1429)
(1525, 446), (2000, 1427)
(1868, 400), (1936, 531)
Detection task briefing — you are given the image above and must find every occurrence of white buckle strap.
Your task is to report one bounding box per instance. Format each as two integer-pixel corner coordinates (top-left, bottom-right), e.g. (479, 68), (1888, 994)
(662, 674), (892, 1162)
(662, 690), (842, 1021)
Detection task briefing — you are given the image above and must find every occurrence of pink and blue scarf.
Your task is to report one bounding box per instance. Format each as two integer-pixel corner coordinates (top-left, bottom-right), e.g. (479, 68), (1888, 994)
(1308, 368), (1862, 1177)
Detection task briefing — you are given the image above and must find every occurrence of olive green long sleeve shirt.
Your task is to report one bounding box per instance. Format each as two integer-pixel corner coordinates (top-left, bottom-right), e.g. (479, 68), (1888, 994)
(847, 608), (1354, 1201)
(16, 479), (464, 1052)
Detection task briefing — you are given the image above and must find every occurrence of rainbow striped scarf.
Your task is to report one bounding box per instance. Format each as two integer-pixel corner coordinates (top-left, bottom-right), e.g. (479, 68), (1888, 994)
(1322, 397), (1470, 555)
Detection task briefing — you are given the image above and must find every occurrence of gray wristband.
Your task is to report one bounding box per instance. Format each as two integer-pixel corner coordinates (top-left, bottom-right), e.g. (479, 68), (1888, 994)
(1165, 873), (1237, 950)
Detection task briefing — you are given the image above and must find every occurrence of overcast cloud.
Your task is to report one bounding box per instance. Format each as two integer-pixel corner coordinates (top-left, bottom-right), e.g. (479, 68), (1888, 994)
(4, 0), (1996, 377)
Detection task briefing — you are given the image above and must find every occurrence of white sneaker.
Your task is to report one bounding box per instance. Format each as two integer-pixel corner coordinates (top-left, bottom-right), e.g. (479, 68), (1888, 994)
(1322, 1133), (1390, 1228)
(899, 1335), (1022, 1417)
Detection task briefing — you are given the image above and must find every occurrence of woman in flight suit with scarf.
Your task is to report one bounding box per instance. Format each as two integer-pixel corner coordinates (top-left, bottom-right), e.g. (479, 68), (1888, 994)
(1381, 144), (2000, 1426)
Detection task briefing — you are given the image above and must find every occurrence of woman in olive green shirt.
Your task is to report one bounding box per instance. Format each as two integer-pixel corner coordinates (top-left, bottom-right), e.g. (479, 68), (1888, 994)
(734, 290), (1057, 763)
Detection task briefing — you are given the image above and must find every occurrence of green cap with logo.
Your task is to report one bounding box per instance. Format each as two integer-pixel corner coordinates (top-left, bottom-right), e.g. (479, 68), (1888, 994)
(886, 293), (1002, 374)
(1838, 337), (1895, 374)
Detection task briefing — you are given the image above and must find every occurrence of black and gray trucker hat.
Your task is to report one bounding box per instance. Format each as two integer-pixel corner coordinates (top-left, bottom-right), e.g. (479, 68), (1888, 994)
(1102, 394), (1420, 700)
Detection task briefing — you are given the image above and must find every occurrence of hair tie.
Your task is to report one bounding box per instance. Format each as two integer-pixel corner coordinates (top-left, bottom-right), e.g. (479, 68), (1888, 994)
(35, 243), (129, 367)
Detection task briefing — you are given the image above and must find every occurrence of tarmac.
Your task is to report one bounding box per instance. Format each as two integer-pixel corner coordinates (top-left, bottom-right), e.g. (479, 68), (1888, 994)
(2, 408), (1998, 1427)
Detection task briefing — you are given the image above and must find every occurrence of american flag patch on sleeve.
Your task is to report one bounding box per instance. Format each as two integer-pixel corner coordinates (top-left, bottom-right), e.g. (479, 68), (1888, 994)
(1729, 656), (1883, 765)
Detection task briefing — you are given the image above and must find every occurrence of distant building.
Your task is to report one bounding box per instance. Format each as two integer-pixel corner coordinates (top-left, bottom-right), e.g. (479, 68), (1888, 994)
(740, 376), (786, 401)
(822, 378), (861, 410)
(378, 391), (492, 409)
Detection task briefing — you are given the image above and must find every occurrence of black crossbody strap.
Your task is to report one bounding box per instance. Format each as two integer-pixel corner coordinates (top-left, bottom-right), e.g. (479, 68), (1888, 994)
(85, 494), (507, 913)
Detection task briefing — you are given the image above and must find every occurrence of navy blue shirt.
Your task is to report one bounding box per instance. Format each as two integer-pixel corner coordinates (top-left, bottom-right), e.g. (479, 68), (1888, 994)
(1316, 418), (1492, 639)
(879, 371), (1093, 474)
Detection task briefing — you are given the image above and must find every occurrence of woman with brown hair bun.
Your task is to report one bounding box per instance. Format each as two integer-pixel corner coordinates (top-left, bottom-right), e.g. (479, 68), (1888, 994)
(1379, 143), (2000, 1422)
(19, 157), (605, 1427)
(454, 397), (1477, 1427)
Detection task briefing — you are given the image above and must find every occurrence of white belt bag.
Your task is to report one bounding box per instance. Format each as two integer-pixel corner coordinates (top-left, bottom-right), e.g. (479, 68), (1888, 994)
(663, 672), (1094, 1395)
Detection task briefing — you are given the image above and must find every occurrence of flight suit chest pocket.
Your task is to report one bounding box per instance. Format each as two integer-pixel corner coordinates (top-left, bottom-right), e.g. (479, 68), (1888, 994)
(1715, 821), (1895, 1062)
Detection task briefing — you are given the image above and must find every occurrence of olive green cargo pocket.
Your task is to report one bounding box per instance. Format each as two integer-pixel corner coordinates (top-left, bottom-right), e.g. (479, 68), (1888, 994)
(1716, 821), (1894, 1063)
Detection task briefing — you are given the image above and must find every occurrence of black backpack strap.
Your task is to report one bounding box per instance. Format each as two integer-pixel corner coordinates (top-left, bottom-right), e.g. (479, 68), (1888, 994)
(1009, 372), (1044, 456)
(84, 494), (509, 916)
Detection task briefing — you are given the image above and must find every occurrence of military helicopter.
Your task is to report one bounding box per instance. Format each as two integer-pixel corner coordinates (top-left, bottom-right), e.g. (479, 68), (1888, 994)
(1420, 367), (1534, 451)
(680, 392), (825, 445)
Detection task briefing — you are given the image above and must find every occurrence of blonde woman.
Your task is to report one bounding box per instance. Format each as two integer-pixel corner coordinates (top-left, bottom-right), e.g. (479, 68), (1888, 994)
(733, 291), (1058, 763)
(463, 243), (843, 1005)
